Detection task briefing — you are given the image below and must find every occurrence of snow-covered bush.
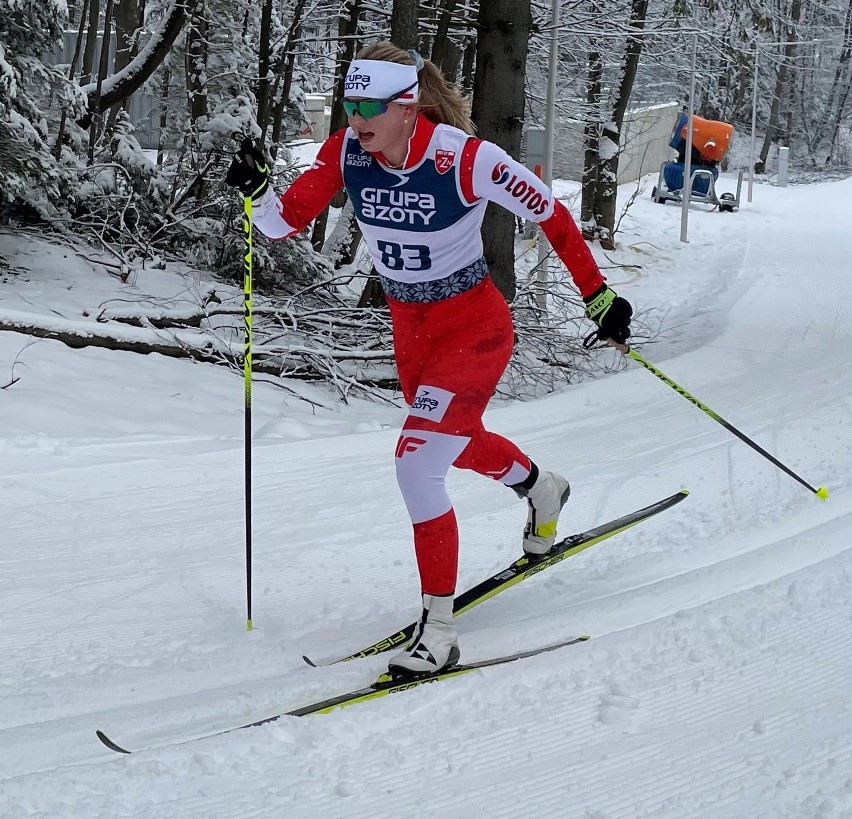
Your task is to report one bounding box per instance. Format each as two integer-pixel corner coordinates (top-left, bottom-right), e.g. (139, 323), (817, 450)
(74, 110), (169, 239)
(0, 0), (79, 219)
(168, 142), (334, 295)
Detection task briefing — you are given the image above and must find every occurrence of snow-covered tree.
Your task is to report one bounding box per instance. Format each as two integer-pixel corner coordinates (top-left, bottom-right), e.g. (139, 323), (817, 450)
(0, 0), (81, 218)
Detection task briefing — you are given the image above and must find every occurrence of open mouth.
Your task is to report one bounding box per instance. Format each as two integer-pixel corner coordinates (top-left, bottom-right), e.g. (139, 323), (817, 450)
(356, 130), (375, 143)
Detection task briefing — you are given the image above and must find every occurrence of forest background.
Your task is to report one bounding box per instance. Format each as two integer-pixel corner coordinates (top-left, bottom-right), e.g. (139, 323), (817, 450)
(1, 0), (850, 397)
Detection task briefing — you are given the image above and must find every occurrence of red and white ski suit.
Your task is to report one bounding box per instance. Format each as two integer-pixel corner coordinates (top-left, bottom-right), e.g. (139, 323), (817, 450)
(252, 114), (605, 594)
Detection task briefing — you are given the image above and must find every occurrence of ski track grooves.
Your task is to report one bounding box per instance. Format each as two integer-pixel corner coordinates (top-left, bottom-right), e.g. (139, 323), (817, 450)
(284, 560), (852, 819)
(131, 572), (850, 819)
(1, 501), (848, 785)
(5, 174), (852, 819)
(17, 545), (843, 819)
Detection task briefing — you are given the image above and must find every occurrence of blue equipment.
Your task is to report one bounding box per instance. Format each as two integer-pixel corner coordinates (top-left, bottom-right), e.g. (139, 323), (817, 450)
(651, 113), (742, 212)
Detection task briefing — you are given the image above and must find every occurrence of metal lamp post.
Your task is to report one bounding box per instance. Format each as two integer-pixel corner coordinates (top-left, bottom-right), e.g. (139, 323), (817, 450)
(679, 32), (698, 243)
(536, 0), (560, 309)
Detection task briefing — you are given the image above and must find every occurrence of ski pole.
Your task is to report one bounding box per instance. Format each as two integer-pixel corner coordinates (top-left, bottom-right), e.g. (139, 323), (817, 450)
(609, 341), (828, 501)
(243, 194), (254, 630)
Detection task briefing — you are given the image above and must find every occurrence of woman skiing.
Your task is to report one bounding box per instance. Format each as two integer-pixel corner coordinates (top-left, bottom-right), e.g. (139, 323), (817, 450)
(227, 42), (632, 677)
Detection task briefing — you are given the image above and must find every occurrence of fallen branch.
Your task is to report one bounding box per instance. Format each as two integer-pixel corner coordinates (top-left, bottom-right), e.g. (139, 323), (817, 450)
(2, 338), (41, 389)
(0, 315), (397, 387)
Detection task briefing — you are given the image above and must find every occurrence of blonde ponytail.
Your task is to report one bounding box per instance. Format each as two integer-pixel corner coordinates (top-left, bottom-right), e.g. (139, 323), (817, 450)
(355, 41), (475, 135)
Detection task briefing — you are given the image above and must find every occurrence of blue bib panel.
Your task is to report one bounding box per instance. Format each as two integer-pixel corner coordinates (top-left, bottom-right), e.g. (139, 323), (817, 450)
(342, 136), (476, 234)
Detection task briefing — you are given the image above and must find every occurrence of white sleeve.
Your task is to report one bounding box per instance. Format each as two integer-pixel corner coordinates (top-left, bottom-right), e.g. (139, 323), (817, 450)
(251, 187), (297, 240)
(471, 141), (555, 224)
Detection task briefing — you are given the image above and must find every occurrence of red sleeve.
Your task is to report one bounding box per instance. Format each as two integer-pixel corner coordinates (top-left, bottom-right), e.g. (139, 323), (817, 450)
(278, 129), (347, 231)
(459, 137), (482, 204)
(540, 200), (605, 298)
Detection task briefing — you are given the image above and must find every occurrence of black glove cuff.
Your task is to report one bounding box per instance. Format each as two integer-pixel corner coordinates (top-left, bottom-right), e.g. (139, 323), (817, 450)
(582, 283), (609, 306)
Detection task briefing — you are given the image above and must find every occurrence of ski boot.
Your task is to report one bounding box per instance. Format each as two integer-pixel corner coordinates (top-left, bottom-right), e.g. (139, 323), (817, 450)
(388, 593), (460, 678)
(516, 469), (571, 557)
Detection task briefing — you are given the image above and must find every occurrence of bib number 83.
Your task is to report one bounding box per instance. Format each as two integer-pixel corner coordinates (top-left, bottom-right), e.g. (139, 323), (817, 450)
(377, 241), (432, 271)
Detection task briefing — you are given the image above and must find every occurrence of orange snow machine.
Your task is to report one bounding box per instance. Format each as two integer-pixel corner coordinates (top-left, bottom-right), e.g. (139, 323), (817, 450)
(651, 112), (743, 211)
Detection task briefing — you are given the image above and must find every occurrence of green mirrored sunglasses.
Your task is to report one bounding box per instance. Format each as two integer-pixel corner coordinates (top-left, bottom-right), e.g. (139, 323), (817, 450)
(342, 81), (418, 120)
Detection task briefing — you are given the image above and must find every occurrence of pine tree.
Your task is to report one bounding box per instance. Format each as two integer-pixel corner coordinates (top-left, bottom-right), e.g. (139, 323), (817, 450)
(0, 0), (80, 218)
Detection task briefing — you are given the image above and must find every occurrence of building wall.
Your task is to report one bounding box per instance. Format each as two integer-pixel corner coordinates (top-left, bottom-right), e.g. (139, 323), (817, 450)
(45, 31), (162, 150)
(551, 103), (679, 184)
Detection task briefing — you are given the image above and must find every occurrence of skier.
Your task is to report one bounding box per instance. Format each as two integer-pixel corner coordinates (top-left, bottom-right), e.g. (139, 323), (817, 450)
(226, 42), (632, 677)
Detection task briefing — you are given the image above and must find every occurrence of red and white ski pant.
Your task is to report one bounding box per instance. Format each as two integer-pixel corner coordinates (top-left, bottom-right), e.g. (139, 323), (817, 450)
(388, 276), (532, 596)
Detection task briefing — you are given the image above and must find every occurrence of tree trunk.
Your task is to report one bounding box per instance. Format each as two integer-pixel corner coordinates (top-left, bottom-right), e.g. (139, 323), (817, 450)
(256, 0), (274, 143)
(185, 6), (209, 124)
(827, 75), (852, 164)
(107, 0), (144, 121)
(356, 274), (386, 308)
(81, 0), (101, 84)
(55, 0), (91, 158)
(824, 0), (852, 162)
(113, 0), (143, 74)
(78, 0), (199, 127)
(439, 41), (462, 80)
(391, 0), (419, 50)
(156, 64), (171, 166)
(729, 60), (750, 123)
(310, 0), (363, 251)
(592, 0), (648, 249)
(758, 0), (802, 170)
(89, 0), (115, 161)
(430, 0), (458, 76)
(67, 0), (81, 26)
(580, 46), (603, 236)
(271, 0), (307, 144)
(461, 38), (476, 93)
(470, 0), (532, 302)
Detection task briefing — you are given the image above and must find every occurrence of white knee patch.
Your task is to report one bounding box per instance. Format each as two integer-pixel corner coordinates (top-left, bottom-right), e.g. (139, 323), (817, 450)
(395, 430), (470, 524)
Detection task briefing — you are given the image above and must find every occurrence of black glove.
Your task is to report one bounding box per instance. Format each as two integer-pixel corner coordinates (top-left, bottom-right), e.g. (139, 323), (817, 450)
(225, 137), (271, 200)
(583, 284), (633, 344)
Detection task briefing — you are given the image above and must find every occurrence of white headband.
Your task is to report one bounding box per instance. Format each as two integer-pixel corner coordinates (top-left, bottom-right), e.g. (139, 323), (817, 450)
(343, 60), (419, 103)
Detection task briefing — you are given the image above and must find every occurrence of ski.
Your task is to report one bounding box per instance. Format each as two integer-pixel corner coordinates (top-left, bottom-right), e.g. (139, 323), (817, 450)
(305, 489), (688, 667)
(95, 634), (589, 754)
(95, 490), (687, 755)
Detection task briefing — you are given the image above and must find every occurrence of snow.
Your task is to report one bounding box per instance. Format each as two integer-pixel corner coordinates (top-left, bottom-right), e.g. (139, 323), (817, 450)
(1, 171), (852, 817)
(599, 134), (620, 161)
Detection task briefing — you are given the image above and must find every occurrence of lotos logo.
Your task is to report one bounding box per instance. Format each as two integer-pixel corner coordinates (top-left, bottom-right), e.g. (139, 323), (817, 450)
(499, 173), (549, 216)
(491, 162), (510, 185)
(395, 435), (427, 458)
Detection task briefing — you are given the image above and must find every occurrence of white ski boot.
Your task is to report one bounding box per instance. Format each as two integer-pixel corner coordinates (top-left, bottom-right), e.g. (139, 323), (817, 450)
(519, 470), (571, 556)
(388, 593), (460, 676)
